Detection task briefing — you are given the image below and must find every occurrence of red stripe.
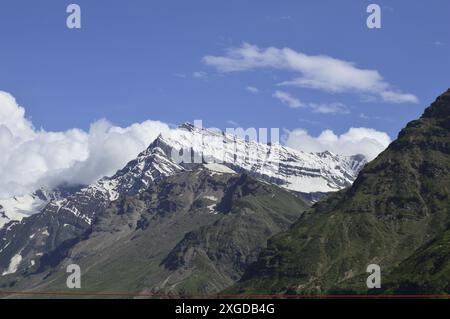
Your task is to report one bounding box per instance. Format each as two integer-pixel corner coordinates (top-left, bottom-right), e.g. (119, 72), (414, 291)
(0, 290), (449, 298)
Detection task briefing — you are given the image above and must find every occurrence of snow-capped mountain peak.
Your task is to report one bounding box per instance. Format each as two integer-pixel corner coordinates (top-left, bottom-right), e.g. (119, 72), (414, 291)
(155, 123), (367, 193)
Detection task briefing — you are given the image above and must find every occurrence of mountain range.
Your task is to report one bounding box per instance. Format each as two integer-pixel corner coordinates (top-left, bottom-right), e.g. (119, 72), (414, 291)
(0, 124), (366, 230)
(0, 121), (365, 295)
(2, 88), (449, 297)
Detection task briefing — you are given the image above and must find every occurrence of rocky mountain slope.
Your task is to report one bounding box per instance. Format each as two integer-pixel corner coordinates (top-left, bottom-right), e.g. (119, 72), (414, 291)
(0, 164), (308, 295)
(229, 89), (450, 295)
(0, 143), (184, 280)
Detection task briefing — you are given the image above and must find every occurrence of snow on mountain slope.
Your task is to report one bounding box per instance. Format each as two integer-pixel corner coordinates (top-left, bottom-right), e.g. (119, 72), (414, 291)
(158, 123), (367, 193)
(204, 163), (237, 175)
(37, 145), (185, 227)
(0, 187), (69, 229)
(0, 144), (187, 277)
(0, 193), (48, 229)
(0, 185), (84, 230)
(0, 144), (184, 230)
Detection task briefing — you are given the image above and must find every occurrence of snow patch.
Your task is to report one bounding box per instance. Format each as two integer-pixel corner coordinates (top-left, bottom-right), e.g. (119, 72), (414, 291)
(99, 180), (119, 201)
(284, 176), (334, 193)
(2, 253), (23, 276)
(204, 163), (236, 175)
(207, 204), (217, 214)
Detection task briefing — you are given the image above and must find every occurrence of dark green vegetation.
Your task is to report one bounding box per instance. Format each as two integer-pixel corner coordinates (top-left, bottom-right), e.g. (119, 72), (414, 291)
(230, 89), (450, 295)
(0, 167), (308, 295)
(382, 228), (450, 294)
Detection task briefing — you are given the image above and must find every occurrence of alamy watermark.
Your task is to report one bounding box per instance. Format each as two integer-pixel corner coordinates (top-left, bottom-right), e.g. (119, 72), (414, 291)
(64, 4), (381, 32)
(366, 264), (381, 289)
(65, 4), (380, 31)
(66, 264), (81, 289)
(66, 4), (81, 29)
(367, 4), (382, 29)
(170, 120), (281, 172)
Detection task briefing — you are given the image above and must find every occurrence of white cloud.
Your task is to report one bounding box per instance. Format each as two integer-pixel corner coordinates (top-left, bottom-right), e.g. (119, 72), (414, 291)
(203, 43), (418, 104)
(273, 90), (349, 114)
(308, 102), (349, 114)
(379, 91), (421, 104)
(285, 127), (391, 161)
(0, 91), (171, 198)
(246, 86), (259, 94)
(273, 90), (304, 108)
(193, 71), (208, 79)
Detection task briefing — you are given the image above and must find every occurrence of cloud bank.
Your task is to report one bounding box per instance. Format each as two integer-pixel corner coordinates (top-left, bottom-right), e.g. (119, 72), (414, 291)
(0, 91), (170, 198)
(285, 127), (391, 161)
(204, 43), (418, 104)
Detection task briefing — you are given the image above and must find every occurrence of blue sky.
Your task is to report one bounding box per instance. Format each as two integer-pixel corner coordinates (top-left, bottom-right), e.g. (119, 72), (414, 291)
(1, 0), (449, 139)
